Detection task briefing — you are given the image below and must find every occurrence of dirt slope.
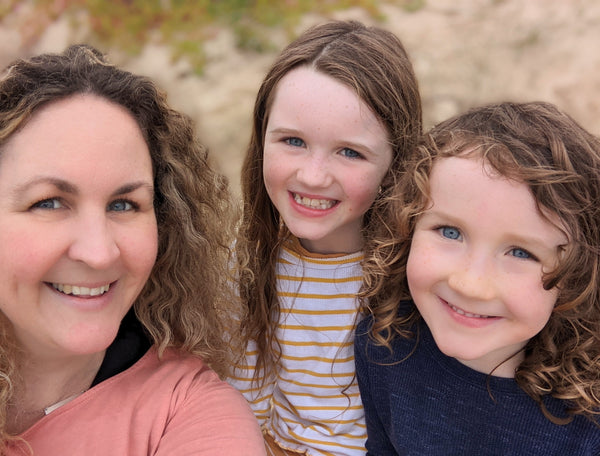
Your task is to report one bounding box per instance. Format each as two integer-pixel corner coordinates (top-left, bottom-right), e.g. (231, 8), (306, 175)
(1, 1), (598, 193)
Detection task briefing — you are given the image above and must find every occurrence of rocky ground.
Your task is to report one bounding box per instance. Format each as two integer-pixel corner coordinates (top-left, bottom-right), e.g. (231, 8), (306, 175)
(1, 0), (599, 194)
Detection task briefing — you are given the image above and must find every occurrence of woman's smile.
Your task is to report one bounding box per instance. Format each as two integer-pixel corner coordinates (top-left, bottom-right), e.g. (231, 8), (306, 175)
(0, 94), (157, 357)
(50, 282), (112, 297)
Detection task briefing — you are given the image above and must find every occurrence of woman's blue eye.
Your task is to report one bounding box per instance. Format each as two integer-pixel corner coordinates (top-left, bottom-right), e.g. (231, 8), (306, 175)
(33, 198), (63, 210)
(510, 248), (531, 259)
(341, 148), (362, 159)
(441, 226), (461, 240)
(109, 200), (133, 212)
(285, 137), (305, 147)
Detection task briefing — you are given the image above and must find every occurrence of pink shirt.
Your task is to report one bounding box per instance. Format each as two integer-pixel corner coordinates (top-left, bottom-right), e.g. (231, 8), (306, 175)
(9, 348), (265, 455)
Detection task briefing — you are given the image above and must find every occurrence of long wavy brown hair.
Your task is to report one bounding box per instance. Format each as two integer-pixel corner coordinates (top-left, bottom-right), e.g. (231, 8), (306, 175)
(0, 44), (238, 445)
(235, 20), (422, 387)
(362, 101), (600, 423)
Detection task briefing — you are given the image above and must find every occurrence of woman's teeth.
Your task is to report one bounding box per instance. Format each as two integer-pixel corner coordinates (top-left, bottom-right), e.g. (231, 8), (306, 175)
(52, 283), (110, 296)
(293, 193), (336, 209)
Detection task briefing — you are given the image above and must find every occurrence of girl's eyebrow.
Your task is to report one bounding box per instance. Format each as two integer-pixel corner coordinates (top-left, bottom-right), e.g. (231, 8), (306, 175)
(419, 208), (458, 224)
(507, 233), (567, 253)
(266, 126), (300, 135)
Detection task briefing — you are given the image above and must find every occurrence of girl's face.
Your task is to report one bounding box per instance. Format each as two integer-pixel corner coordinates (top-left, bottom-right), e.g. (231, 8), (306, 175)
(0, 94), (157, 360)
(407, 156), (567, 377)
(263, 66), (392, 254)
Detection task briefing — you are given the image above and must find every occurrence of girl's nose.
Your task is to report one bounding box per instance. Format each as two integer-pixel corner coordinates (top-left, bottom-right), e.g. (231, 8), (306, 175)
(447, 256), (496, 301)
(295, 153), (334, 188)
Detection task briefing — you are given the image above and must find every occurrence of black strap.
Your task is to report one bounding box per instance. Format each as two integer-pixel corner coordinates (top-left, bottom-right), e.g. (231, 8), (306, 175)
(91, 308), (152, 386)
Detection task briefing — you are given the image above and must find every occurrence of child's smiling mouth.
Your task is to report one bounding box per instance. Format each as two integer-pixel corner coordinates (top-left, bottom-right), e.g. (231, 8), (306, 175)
(293, 192), (338, 210)
(441, 298), (494, 319)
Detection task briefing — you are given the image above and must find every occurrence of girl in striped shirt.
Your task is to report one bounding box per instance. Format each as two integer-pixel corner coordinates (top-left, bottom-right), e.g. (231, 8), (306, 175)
(229, 20), (422, 456)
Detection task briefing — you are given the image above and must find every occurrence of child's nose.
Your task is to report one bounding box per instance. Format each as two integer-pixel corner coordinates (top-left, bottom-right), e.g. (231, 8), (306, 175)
(447, 256), (496, 301)
(296, 153), (334, 188)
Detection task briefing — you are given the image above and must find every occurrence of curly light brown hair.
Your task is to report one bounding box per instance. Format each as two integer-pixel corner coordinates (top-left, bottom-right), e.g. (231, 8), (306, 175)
(362, 101), (600, 423)
(235, 20), (422, 386)
(0, 44), (238, 444)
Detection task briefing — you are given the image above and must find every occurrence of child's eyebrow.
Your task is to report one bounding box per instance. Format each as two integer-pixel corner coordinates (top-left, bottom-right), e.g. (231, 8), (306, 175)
(422, 208), (566, 246)
(418, 208), (458, 223)
(507, 233), (567, 252)
(266, 126), (300, 135)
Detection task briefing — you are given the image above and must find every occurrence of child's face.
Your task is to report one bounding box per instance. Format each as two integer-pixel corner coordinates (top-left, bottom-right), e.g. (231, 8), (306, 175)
(406, 156), (567, 377)
(262, 66), (392, 254)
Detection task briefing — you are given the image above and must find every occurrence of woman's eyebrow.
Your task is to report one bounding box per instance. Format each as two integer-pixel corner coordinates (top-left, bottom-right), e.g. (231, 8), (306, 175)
(111, 181), (154, 197)
(13, 176), (78, 196)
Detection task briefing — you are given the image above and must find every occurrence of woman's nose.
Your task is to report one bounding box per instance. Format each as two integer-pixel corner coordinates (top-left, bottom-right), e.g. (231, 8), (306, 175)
(67, 212), (120, 269)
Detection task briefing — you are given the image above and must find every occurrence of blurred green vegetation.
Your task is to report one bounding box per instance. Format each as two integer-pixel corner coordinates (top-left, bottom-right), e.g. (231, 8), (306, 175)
(1, 0), (424, 73)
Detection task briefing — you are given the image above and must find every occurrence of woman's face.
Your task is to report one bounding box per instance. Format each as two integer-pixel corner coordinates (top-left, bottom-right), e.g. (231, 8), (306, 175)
(0, 94), (157, 359)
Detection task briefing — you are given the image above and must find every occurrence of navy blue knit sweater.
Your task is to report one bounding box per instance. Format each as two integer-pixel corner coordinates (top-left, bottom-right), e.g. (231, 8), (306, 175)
(355, 308), (600, 455)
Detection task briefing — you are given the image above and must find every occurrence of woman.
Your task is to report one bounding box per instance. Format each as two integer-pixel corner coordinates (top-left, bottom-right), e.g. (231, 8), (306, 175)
(0, 44), (264, 455)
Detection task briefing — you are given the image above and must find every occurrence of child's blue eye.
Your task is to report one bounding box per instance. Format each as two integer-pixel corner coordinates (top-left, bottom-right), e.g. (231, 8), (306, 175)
(32, 198), (63, 210)
(108, 200), (134, 212)
(440, 226), (461, 240)
(341, 148), (362, 159)
(285, 137), (305, 147)
(510, 248), (532, 260)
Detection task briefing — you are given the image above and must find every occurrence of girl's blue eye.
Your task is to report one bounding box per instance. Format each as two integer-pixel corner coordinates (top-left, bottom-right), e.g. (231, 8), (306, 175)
(109, 200), (134, 212)
(441, 226), (461, 240)
(341, 148), (362, 159)
(285, 137), (305, 147)
(510, 248), (532, 260)
(33, 198), (63, 210)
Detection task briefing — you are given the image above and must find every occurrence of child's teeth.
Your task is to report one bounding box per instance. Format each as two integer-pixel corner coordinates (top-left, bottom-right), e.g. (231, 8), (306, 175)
(451, 304), (489, 319)
(294, 193), (335, 210)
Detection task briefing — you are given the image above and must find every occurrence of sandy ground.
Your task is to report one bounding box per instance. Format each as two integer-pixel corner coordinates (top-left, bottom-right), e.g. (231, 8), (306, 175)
(1, 0), (599, 195)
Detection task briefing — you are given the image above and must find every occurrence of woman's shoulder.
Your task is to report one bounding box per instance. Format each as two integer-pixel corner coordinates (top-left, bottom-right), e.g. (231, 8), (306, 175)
(17, 346), (263, 455)
(117, 347), (221, 388)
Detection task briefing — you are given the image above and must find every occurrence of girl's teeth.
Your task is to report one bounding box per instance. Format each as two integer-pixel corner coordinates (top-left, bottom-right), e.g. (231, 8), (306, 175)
(450, 304), (490, 319)
(294, 193), (335, 209)
(52, 283), (110, 296)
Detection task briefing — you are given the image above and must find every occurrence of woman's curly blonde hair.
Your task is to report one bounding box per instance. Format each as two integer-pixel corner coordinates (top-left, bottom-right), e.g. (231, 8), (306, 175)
(0, 44), (238, 445)
(361, 101), (600, 424)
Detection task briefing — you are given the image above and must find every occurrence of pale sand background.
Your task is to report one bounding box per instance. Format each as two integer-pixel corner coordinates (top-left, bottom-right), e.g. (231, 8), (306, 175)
(1, 0), (599, 195)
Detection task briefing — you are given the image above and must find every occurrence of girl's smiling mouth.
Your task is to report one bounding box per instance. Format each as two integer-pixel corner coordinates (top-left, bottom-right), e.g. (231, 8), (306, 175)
(292, 192), (338, 210)
(441, 298), (494, 319)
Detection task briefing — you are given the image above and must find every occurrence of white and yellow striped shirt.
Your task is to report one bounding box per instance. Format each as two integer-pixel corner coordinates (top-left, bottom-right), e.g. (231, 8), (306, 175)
(229, 238), (366, 456)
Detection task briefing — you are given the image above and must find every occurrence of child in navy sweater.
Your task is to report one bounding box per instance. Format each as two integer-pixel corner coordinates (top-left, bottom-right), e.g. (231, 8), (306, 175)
(356, 101), (600, 455)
